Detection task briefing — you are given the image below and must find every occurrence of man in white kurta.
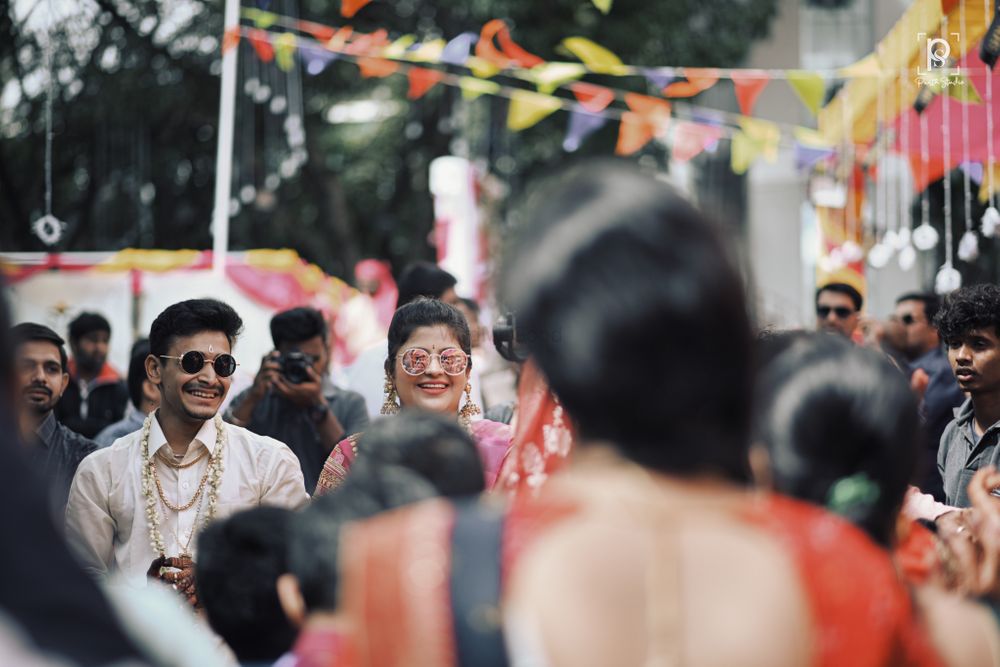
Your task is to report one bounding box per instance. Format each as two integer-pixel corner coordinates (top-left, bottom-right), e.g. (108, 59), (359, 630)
(64, 298), (309, 590)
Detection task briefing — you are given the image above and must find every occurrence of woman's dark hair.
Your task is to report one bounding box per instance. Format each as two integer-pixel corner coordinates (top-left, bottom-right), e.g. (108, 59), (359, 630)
(270, 307), (328, 348)
(148, 299), (244, 357)
(502, 161), (753, 481)
(384, 298), (471, 378)
(934, 283), (1000, 345)
(754, 334), (919, 547)
(355, 412), (485, 498)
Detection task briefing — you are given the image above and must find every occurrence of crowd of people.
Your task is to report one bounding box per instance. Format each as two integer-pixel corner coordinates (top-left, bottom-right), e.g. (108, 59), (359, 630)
(6, 161), (1000, 666)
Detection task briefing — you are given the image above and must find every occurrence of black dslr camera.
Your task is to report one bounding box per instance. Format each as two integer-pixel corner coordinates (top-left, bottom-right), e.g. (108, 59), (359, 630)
(492, 312), (530, 363)
(279, 352), (313, 384)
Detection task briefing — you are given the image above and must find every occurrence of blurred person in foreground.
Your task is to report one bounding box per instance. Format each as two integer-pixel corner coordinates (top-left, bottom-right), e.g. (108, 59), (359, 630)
(56, 312), (129, 439)
(314, 298), (510, 494)
(336, 162), (954, 666)
(65, 298), (309, 606)
(0, 293), (143, 664)
(935, 284), (1000, 507)
(12, 323), (97, 516)
(227, 307), (368, 492)
(277, 411), (485, 666)
(755, 333), (1000, 665)
(95, 339), (160, 447)
(196, 506), (297, 667)
(892, 293), (965, 501)
(815, 282), (863, 339)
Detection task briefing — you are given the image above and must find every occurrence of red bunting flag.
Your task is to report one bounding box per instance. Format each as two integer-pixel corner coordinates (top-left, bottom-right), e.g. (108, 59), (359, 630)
(570, 82), (614, 113)
(341, 0), (372, 19)
(671, 121), (723, 162)
(222, 27), (240, 55)
(730, 70), (770, 116)
(663, 68), (719, 98)
(616, 93), (671, 155)
(357, 57), (398, 78)
(408, 67), (444, 99)
(476, 19), (544, 70)
(248, 28), (274, 62)
(298, 19), (336, 43)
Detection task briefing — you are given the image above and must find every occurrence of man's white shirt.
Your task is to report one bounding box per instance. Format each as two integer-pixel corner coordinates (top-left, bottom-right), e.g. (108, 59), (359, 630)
(65, 413), (309, 584)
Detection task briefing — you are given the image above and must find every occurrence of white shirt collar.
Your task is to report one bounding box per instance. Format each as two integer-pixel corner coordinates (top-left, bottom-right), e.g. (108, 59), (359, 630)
(147, 412), (220, 461)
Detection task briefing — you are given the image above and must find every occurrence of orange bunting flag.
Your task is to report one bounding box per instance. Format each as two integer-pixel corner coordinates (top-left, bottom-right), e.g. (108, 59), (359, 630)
(476, 19), (544, 70)
(570, 82), (614, 113)
(328, 26), (354, 52)
(616, 93), (671, 156)
(222, 27), (240, 55)
(671, 122), (723, 163)
(341, 0), (372, 19)
(344, 29), (388, 56)
(357, 57), (398, 78)
(248, 29), (274, 63)
(298, 20), (336, 43)
(663, 68), (719, 98)
(408, 67), (444, 99)
(730, 70), (770, 116)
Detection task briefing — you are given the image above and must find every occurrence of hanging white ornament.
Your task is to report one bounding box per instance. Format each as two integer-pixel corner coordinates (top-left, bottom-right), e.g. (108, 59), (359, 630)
(828, 247), (847, 270)
(895, 226), (911, 249)
(239, 185), (256, 204)
(898, 244), (917, 271)
(913, 223), (940, 250)
(958, 230), (980, 262)
(982, 206), (1000, 238)
(840, 240), (864, 262)
(883, 229), (900, 250)
(32, 213), (64, 246)
(935, 265), (962, 294)
(867, 242), (893, 269)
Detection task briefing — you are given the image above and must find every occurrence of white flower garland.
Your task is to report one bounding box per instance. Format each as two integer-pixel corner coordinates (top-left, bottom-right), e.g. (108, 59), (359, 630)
(140, 412), (226, 557)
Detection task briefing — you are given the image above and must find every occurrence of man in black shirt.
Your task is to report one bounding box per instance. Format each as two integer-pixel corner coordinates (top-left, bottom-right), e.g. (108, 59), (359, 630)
(12, 323), (97, 516)
(228, 307), (368, 491)
(56, 312), (129, 438)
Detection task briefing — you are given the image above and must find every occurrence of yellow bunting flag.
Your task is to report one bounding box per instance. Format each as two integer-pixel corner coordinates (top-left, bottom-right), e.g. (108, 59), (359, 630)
(528, 62), (587, 94)
(946, 75), (984, 104)
(467, 57), (501, 79)
(979, 163), (1000, 204)
(507, 90), (563, 131)
(731, 117), (780, 174)
(788, 70), (826, 116)
(836, 54), (881, 79)
(560, 37), (629, 75)
(592, 0), (613, 13)
(274, 33), (297, 72)
(243, 8), (278, 29)
(459, 77), (501, 101)
(407, 38), (446, 63)
(793, 126), (833, 149)
(384, 35), (416, 58)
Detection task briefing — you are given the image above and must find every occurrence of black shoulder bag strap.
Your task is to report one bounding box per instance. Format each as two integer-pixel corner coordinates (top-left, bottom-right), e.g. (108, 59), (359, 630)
(450, 498), (510, 667)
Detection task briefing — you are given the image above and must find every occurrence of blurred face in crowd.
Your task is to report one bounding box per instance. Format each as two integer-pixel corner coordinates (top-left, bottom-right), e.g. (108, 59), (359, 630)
(72, 329), (110, 374)
(392, 325), (470, 416)
(15, 341), (69, 416)
(815, 290), (859, 338)
(147, 331), (233, 423)
(893, 299), (938, 360)
(946, 327), (1000, 396)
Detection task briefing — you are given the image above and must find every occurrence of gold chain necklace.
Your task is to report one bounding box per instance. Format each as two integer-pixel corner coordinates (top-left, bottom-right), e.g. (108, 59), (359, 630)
(155, 448), (208, 470)
(152, 460), (211, 512)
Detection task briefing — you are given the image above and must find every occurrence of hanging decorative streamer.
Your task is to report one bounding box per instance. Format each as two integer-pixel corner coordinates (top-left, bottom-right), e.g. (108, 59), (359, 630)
(560, 37), (629, 75)
(507, 90), (563, 131)
(730, 70), (771, 116)
(32, 0), (64, 247)
(869, 79), (890, 269)
(913, 102), (939, 250)
(615, 93), (671, 155)
(984, 0), (1000, 235)
(936, 15), (962, 294)
(958, 0), (980, 262)
(563, 106), (607, 152)
(788, 70), (826, 116)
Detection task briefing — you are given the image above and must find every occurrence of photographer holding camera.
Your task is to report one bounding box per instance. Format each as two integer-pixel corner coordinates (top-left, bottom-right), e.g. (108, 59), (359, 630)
(227, 307), (369, 492)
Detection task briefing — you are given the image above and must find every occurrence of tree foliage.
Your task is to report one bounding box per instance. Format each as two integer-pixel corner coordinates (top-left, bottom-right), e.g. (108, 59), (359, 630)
(0, 0), (778, 280)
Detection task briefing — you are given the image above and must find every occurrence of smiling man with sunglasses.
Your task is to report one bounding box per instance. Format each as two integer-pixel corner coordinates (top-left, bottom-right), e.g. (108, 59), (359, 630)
(815, 282), (863, 339)
(65, 299), (309, 600)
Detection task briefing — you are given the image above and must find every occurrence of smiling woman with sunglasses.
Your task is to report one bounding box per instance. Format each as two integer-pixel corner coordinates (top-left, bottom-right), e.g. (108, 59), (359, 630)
(314, 298), (512, 495)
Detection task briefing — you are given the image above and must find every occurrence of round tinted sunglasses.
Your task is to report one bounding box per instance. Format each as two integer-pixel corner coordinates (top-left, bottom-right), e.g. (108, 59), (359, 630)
(816, 305), (855, 320)
(159, 351), (239, 378)
(398, 348), (469, 376)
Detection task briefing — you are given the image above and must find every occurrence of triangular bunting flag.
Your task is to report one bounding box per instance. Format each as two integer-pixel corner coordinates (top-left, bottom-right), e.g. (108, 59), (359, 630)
(731, 117), (780, 173)
(979, 163), (1000, 203)
(343, 29), (388, 57)
(662, 68), (719, 97)
(459, 77), (501, 100)
(787, 70), (825, 116)
(407, 38), (446, 63)
(529, 63), (587, 94)
(641, 67), (675, 90)
(563, 105), (607, 152)
(244, 8), (277, 29)
(730, 131), (757, 175)
(298, 20), (336, 43)
(561, 37), (628, 75)
(570, 82), (614, 113)
(508, 90), (563, 131)
(357, 57), (398, 78)
(384, 35), (417, 58)
(946, 75), (984, 104)
(441, 32), (478, 66)
(248, 29), (275, 63)
(274, 32), (297, 72)
(615, 93), (671, 155)
(341, 0), (372, 18)
(476, 19), (544, 71)
(495, 22), (544, 68)
(671, 122), (722, 163)
(592, 0), (613, 14)
(730, 70), (770, 116)
(468, 57), (501, 79)
(222, 27), (240, 55)
(327, 27), (354, 52)
(408, 67), (444, 99)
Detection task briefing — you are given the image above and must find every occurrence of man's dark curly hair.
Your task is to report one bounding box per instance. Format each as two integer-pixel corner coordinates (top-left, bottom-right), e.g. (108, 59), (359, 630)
(934, 284), (1000, 345)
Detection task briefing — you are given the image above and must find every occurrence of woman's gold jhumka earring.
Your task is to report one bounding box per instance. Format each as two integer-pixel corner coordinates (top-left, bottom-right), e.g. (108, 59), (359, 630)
(380, 375), (400, 415)
(458, 382), (481, 430)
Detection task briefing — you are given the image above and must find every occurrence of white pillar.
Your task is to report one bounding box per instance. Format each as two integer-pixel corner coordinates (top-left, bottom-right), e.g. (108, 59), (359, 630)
(211, 0), (240, 281)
